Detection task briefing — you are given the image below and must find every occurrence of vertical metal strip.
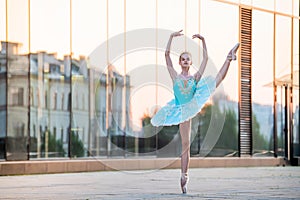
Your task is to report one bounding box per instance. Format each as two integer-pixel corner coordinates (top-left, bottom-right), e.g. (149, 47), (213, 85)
(124, 0), (126, 76)
(273, 13), (277, 157)
(289, 16), (294, 162)
(5, 0), (8, 160)
(28, 0), (30, 53)
(123, 0), (127, 156)
(197, 0), (201, 154)
(106, 0), (109, 157)
(285, 87), (289, 159)
(70, 0), (72, 57)
(27, 0), (31, 160)
(184, 0), (187, 51)
(5, 0), (7, 43)
(68, 0), (73, 158)
(155, 0), (158, 156)
(298, 0), (300, 158)
(198, 0), (201, 65)
(88, 67), (91, 157)
(155, 0), (158, 107)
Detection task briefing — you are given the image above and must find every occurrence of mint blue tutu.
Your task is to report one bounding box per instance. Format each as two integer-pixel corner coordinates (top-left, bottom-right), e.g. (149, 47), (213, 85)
(151, 76), (216, 126)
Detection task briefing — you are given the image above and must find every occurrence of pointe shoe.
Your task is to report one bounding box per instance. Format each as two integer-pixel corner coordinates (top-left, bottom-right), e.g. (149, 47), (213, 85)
(180, 173), (188, 194)
(227, 43), (240, 61)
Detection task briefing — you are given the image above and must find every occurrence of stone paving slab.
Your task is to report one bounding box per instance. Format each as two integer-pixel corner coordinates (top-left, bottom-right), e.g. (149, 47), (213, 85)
(0, 167), (299, 199)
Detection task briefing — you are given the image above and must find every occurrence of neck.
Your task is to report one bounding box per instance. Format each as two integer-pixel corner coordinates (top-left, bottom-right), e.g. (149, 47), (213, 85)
(181, 70), (190, 76)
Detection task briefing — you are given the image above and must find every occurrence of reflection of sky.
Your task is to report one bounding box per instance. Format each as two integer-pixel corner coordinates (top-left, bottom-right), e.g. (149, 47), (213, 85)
(0, 0), (298, 127)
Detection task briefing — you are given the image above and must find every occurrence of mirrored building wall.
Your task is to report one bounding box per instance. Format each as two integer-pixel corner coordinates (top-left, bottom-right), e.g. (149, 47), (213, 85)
(0, 0), (298, 161)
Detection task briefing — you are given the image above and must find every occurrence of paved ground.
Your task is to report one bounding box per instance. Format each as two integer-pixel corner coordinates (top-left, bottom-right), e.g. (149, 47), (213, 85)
(0, 166), (299, 200)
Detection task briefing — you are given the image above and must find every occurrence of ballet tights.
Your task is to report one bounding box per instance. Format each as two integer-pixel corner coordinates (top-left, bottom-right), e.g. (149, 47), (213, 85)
(179, 120), (191, 175)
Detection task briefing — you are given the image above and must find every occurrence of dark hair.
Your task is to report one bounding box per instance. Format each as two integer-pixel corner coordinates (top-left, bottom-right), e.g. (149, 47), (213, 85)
(179, 52), (192, 62)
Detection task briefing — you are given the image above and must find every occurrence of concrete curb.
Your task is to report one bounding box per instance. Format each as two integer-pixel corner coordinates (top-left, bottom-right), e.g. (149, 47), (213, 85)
(0, 157), (286, 175)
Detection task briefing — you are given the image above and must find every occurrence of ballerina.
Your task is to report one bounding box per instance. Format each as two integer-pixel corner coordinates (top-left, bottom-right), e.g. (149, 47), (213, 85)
(151, 30), (240, 194)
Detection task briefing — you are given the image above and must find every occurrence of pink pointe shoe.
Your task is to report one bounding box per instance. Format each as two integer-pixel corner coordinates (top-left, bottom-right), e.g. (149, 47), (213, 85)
(180, 173), (189, 194)
(227, 43), (240, 61)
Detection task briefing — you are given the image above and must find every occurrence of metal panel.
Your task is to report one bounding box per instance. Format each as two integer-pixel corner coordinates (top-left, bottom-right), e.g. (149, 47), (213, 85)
(239, 7), (252, 156)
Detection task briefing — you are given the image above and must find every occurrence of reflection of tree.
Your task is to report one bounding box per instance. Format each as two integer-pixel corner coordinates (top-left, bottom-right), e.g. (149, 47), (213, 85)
(197, 104), (238, 156)
(198, 103), (269, 156)
(40, 131), (65, 157)
(157, 125), (179, 150)
(215, 108), (238, 151)
(142, 112), (154, 138)
(70, 131), (85, 157)
(142, 111), (179, 142)
(141, 111), (179, 155)
(252, 114), (268, 151)
(141, 102), (270, 156)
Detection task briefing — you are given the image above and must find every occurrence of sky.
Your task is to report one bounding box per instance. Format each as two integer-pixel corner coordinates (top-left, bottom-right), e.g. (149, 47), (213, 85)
(0, 0), (298, 129)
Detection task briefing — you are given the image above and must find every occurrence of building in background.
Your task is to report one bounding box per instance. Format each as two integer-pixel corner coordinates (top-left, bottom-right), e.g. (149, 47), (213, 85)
(0, 41), (132, 160)
(0, 0), (299, 165)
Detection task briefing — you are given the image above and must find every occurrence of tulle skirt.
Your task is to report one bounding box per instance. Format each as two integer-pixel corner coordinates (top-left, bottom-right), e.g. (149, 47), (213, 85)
(150, 76), (216, 126)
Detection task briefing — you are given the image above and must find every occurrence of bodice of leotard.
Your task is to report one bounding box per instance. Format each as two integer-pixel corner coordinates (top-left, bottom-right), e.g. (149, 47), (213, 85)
(173, 76), (196, 105)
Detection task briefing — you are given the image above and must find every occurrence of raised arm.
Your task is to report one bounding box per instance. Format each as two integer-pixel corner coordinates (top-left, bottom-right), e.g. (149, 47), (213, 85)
(192, 34), (208, 83)
(165, 30), (183, 82)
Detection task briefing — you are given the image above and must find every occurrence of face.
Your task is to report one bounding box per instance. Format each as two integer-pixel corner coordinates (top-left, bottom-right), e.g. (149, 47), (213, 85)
(179, 53), (192, 68)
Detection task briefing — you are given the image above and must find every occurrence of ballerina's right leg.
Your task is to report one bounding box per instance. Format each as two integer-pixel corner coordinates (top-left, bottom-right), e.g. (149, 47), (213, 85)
(179, 120), (191, 193)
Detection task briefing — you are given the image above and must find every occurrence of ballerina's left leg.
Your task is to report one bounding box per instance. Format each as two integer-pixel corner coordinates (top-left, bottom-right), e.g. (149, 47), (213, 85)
(215, 43), (240, 87)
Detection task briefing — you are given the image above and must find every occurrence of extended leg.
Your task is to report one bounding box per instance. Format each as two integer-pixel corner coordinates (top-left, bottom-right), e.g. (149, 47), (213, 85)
(215, 43), (240, 87)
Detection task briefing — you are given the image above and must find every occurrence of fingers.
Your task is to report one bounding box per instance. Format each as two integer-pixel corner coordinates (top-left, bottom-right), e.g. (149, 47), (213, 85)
(171, 30), (204, 39)
(192, 34), (204, 40)
(172, 29), (184, 37)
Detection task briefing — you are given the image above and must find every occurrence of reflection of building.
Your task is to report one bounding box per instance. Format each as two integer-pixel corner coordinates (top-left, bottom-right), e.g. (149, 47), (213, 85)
(0, 41), (131, 160)
(0, 42), (30, 160)
(94, 63), (132, 156)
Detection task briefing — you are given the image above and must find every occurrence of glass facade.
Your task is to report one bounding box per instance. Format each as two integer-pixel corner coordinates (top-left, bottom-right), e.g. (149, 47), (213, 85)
(252, 11), (274, 156)
(0, 0), (299, 161)
(5, 0), (30, 161)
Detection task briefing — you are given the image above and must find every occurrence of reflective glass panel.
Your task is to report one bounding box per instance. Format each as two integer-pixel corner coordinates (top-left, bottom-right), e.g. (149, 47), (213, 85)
(276, 0), (292, 15)
(275, 15), (292, 157)
(71, 0), (106, 158)
(6, 0), (29, 160)
(194, 1), (239, 157)
(252, 11), (274, 156)
(30, 0), (70, 158)
(253, 0), (274, 11)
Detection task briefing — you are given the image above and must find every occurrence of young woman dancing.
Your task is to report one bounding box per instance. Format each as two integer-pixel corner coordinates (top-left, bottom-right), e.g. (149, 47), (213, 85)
(151, 30), (239, 194)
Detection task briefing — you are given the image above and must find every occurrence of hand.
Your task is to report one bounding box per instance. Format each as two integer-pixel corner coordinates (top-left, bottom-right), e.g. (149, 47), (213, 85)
(192, 34), (204, 40)
(171, 30), (184, 37)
